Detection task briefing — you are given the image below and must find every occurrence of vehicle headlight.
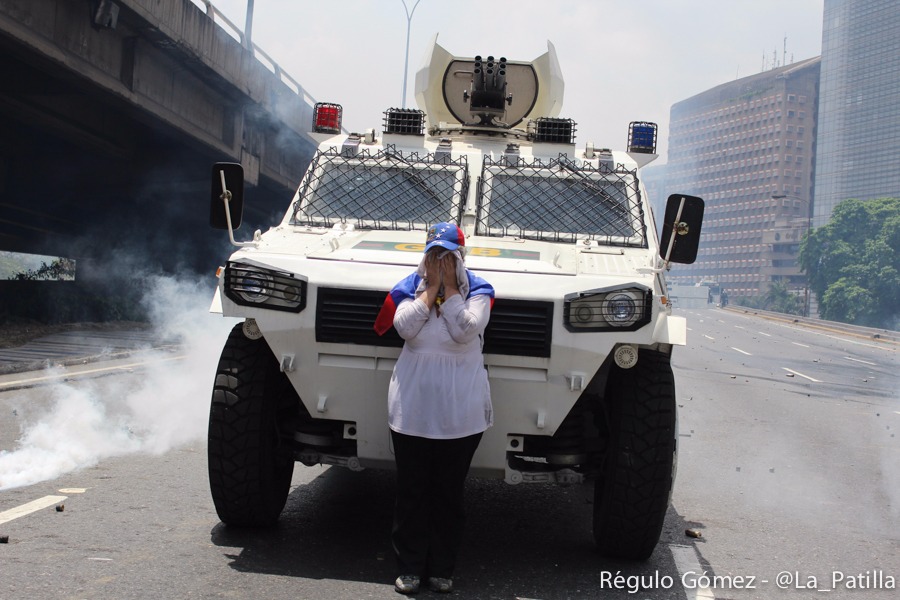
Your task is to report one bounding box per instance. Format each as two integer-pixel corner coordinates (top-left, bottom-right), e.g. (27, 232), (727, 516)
(224, 262), (307, 312)
(564, 286), (651, 332)
(604, 293), (638, 326)
(235, 272), (272, 303)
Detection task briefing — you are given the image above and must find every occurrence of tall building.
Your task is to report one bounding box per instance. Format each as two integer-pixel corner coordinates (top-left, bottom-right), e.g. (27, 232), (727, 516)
(639, 163), (667, 234)
(813, 0), (900, 228)
(664, 58), (820, 300)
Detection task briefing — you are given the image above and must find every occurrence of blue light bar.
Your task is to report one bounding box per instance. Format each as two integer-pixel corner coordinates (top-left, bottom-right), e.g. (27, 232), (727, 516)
(628, 121), (657, 154)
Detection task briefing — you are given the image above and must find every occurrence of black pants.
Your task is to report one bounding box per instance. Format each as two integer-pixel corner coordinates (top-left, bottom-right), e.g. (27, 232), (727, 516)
(390, 430), (483, 579)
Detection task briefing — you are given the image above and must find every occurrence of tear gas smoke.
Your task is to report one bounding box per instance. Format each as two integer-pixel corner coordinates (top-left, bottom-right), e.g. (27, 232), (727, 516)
(0, 274), (236, 490)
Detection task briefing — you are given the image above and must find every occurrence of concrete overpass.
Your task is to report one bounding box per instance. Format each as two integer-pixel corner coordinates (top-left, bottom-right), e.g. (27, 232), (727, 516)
(0, 0), (317, 273)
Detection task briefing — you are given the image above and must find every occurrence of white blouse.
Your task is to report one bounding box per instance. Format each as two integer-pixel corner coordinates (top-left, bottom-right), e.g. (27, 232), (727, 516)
(387, 293), (493, 439)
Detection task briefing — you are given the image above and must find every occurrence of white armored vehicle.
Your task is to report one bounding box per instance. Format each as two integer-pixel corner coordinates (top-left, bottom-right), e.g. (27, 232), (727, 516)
(207, 40), (703, 560)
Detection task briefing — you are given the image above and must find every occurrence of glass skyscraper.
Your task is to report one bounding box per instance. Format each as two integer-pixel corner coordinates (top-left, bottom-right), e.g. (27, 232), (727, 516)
(664, 59), (820, 299)
(813, 0), (900, 227)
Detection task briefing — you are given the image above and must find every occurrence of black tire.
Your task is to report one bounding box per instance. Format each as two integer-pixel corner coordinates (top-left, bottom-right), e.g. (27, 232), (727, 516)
(593, 349), (677, 560)
(208, 323), (295, 526)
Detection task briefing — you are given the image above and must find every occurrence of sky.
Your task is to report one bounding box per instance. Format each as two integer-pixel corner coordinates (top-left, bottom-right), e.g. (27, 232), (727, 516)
(197, 0), (824, 162)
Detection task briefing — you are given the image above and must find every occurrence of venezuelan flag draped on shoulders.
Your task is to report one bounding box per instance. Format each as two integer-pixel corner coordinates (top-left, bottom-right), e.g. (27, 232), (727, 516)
(373, 222), (494, 336)
(373, 270), (494, 336)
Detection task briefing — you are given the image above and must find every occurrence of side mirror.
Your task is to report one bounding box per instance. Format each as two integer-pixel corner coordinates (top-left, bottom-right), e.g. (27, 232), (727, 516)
(209, 163), (244, 230)
(659, 194), (704, 264)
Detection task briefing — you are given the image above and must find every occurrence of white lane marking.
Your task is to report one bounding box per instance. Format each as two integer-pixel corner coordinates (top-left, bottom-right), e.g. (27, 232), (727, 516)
(844, 356), (877, 366)
(731, 347), (752, 356)
(670, 544), (716, 599)
(0, 495), (68, 525)
(757, 331), (772, 337)
(792, 342), (810, 348)
(768, 320), (891, 351)
(725, 308), (895, 352)
(703, 335), (715, 340)
(783, 368), (821, 382)
(734, 325), (745, 330)
(0, 356), (186, 390)
(58, 488), (87, 494)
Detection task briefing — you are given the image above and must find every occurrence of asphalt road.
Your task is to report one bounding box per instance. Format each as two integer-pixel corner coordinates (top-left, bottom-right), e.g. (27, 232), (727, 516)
(0, 308), (897, 600)
(671, 308), (899, 599)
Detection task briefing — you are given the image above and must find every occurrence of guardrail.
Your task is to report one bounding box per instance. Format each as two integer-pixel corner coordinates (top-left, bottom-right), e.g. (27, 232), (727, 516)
(723, 306), (900, 345)
(193, 0), (318, 107)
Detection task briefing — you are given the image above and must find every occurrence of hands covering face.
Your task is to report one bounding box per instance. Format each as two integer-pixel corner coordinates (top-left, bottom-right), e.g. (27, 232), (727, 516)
(424, 250), (459, 294)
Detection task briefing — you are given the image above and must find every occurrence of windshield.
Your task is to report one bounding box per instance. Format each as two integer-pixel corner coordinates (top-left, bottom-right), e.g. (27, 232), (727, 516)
(476, 156), (647, 246)
(292, 148), (467, 230)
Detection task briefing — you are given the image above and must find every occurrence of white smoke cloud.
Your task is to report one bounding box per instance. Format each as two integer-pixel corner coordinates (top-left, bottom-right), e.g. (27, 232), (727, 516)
(0, 274), (237, 490)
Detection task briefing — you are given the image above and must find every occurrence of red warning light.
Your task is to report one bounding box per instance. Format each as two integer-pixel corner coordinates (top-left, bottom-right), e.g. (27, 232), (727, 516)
(313, 103), (342, 134)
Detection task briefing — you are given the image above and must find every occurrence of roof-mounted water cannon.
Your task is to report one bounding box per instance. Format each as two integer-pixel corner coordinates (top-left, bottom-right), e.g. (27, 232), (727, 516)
(415, 36), (564, 134)
(464, 55), (512, 125)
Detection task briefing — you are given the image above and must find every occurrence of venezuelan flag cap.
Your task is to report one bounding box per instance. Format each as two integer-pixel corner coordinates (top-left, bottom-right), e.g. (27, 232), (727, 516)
(424, 222), (465, 253)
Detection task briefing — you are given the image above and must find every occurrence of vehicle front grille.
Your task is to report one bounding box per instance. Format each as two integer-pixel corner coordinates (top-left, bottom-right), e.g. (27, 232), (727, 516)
(317, 288), (405, 348)
(316, 288), (553, 357)
(483, 298), (553, 357)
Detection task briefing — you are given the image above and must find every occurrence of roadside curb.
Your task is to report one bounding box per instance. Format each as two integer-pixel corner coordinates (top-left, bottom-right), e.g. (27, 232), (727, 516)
(723, 306), (900, 345)
(0, 346), (182, 377)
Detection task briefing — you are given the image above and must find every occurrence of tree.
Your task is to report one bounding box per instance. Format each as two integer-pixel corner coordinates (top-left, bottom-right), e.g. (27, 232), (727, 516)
(763, 280), (804, 315)
(14, 258), (76, 281)
(800, 197), (900, 329)
(733, 280), (804, 315)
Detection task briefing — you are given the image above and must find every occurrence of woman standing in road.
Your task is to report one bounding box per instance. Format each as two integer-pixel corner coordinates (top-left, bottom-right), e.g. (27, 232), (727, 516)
(374, 222), (494, 595)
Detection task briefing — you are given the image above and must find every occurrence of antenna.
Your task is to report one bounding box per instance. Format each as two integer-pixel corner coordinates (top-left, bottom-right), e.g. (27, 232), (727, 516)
(783, 35), (787, 67)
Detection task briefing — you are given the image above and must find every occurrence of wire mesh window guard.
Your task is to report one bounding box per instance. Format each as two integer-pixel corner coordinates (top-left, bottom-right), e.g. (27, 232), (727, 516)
(475, 155), (647, 246)
(292, 146), (468, 230)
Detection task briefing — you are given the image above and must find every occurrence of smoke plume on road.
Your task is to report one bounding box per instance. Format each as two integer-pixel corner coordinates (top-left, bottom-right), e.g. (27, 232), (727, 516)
(0, 275), (236, 490)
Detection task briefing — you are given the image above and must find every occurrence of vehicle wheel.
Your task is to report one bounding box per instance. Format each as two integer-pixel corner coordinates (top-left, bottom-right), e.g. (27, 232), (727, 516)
(593, 349), (677, 560)
(208, 323), (295, 526)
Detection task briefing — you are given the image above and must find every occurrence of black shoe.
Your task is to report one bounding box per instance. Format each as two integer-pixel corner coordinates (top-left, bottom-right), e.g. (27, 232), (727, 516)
(394, 575), (420, 595)
(427, 577), (453, 593)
